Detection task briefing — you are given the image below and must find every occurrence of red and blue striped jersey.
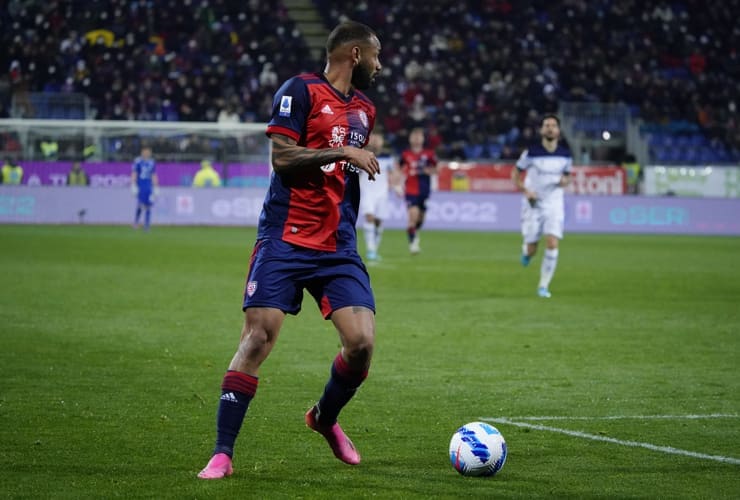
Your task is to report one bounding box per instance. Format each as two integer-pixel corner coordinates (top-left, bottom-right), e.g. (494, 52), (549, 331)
(401, 148), (437, 197)
(261, 73), (376, 252)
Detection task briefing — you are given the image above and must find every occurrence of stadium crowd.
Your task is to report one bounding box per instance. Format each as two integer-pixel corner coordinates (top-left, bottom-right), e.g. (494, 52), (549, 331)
(1, 0), (310, 124)
(1, 0), (739, 162)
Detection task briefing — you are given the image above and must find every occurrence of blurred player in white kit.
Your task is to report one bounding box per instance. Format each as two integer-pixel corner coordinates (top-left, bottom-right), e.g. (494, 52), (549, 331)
(359, 130), (399, 261)
(512, 114), (572, 298)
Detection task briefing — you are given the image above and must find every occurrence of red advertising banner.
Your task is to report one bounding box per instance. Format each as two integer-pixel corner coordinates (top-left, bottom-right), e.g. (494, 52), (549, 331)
(437, 162), (627, 195)
(437, 162), (516, 192)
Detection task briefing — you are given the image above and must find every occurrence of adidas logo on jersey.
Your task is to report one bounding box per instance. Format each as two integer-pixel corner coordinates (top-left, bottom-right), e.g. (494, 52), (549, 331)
(321, 104), (334, 115)
(220, 392), (238, 403)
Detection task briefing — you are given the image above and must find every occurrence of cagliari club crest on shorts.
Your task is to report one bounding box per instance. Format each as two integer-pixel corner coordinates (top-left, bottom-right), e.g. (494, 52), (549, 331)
(246, 281), (258, 297)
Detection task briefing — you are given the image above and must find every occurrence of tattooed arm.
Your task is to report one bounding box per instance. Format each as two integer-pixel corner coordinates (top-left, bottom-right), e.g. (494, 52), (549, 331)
(271, 134), (380, 180)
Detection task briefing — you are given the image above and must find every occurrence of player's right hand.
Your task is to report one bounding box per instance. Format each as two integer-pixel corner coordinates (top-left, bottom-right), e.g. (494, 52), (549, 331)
(131, 184), (138, 196)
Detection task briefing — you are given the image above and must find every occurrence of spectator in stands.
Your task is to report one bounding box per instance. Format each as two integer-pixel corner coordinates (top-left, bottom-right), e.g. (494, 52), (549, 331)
(622, 154), (642, 195)
(217, 104), (241, 124)
(1, 158), (23, 185)
(40, 139), (59, 159)
(66, 161), (89, 186)
(192, 160), (223, 187)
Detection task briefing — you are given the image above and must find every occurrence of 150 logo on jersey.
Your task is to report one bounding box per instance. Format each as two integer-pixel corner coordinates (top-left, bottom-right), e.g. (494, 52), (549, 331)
(349, 130), (365, 146)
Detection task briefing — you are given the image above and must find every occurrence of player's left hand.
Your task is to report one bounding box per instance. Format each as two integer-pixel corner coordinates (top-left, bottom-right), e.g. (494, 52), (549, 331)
(345, 146), (380, 181)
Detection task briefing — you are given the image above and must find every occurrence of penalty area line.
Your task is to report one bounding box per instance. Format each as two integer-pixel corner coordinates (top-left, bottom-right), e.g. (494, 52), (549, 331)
(484, 417), (740, 466)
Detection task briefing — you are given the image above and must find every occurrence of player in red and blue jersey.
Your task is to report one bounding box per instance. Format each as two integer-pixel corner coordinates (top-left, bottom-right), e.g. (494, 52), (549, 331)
(199, 21), (382, 479)
(400, 128), (438, 254)
(130, 146), (159, 231)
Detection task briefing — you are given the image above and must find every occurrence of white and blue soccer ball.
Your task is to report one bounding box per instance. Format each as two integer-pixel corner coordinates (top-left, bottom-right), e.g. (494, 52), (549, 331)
(449, 421), (507, 477)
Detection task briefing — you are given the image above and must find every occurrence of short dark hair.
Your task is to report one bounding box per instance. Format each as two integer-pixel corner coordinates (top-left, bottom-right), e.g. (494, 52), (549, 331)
(541, 114), (560, 126)
(326, 21), (377, 54)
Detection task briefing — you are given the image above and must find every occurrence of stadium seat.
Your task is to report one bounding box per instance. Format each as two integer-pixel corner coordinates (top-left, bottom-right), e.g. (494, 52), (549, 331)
(464, 144), (485, 160)
(487, 143), (502, 160)
(684, 147), (699, 164)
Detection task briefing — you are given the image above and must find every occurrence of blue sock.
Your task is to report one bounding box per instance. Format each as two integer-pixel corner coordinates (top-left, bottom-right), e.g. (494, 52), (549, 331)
(316, 354), (367, 426)
(135, 207), (142, 224)
(144, 209), (151, 229)
(407, 227), (416, 243)
(214, 371), (258, 457)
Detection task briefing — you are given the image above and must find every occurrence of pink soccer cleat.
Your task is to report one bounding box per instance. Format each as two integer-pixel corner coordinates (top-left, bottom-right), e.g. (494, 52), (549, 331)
(305, 406), (361, 465)
(197, 453), (233, 479)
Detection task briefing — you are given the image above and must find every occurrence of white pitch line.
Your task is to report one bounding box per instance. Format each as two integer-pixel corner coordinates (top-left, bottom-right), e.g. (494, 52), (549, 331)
(484, 417), (740, 466)
(503, 414), (738, 421)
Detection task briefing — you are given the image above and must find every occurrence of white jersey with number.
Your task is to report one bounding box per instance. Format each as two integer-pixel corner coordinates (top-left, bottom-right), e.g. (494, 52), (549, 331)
(360, 154), (394, 219)
(516, 143), (572, 241)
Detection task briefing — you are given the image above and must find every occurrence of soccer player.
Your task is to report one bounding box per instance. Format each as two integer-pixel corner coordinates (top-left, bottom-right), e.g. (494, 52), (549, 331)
(359, 130), (399, 261)
(511, 114), (572, 298)
(400, 127), (437, 254)
(198, 21), (382, 480)
(130, 146), (159, 230)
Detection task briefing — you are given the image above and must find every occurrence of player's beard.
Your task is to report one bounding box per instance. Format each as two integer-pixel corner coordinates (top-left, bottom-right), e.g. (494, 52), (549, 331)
(351, 63), (375, 90)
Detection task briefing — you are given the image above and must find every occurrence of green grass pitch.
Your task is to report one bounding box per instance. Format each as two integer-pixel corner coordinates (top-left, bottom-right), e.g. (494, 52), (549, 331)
(1, 224), (738, 499)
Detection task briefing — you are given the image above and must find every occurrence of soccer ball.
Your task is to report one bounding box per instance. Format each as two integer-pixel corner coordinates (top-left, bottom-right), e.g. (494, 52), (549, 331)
(449, 422), (507, 477)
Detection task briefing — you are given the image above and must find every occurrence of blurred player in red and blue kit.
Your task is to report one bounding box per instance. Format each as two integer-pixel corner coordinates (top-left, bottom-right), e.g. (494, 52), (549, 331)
(400, 127), (438, 254)
(130, 146), (159, 231)
(199, 21), (382, 479)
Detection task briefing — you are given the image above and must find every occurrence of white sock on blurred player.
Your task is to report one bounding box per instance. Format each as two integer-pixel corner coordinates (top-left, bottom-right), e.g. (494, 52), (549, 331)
(363, 220), (377, 254)
(539, 248), (559, 289)
(374, 225), (383, 251)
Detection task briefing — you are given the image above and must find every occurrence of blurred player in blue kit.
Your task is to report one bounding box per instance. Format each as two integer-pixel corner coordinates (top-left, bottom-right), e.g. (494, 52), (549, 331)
(198, 21), (382, 480)
(512, 114), (572, 298)
(130, 146), (159, 230)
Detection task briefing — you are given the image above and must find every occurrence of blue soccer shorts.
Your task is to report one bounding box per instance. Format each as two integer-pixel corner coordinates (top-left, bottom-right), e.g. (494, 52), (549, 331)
(242, 238), (375, 318)
(405, 194), (429, 211)
(137, 187), (153, 206)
